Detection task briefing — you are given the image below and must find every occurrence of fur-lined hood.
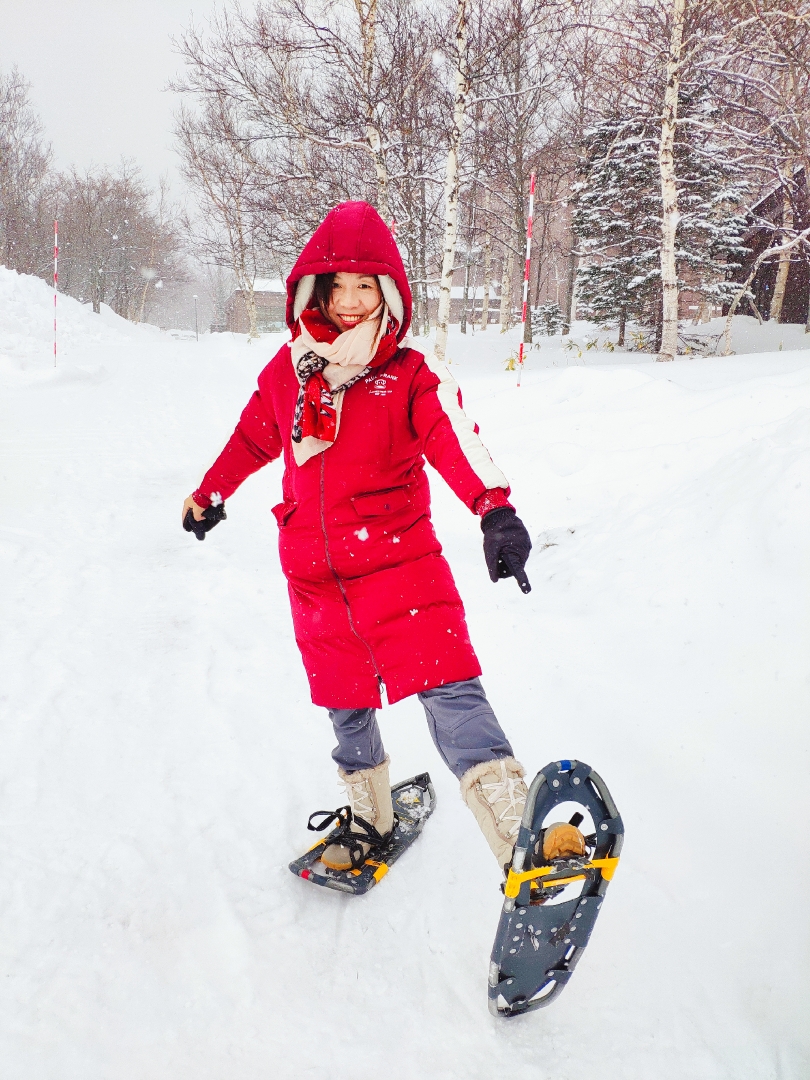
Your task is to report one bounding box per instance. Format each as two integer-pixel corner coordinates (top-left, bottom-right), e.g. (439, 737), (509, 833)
(285, 201), (412, 341)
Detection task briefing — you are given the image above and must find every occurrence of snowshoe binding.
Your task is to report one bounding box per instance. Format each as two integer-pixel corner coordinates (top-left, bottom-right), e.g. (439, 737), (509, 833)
(289, 772), (436, 896)
(488, 759), (623, 1017)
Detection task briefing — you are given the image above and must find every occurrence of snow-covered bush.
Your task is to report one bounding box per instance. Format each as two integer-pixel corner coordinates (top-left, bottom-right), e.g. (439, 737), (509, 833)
(531, 302), (565, 336)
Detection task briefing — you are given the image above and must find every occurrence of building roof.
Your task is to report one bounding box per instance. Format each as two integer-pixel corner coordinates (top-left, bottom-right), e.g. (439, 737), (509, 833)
(252, 278), (285, 293)
(750, 163), (806, 215)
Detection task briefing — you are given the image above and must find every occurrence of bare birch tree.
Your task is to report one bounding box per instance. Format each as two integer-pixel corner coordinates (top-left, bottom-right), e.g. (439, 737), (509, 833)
(173, 1), (392, 221)
(175, 98), (270, 339)
(174, 0), (449, 333)
(434, 0), (471, 361)
(479, 187), (493, 328)
(657, 0), (687, 361)
(435, 0), (565, 355)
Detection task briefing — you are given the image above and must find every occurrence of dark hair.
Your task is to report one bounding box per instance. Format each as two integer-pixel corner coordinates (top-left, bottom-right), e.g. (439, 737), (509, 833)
(312, 273), (336, 316)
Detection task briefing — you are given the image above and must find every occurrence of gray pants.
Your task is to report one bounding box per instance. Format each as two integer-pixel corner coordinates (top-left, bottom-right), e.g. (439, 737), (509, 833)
(328, 677), (514, 780)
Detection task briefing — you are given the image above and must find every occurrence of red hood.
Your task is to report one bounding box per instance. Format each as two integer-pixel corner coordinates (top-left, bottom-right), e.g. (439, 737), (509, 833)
(285, 202), (412, 340)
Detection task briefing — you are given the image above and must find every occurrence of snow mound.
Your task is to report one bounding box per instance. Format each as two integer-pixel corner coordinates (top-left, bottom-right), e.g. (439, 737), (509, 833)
(0, 265), (158, 375)
(445, 315), (810, 369)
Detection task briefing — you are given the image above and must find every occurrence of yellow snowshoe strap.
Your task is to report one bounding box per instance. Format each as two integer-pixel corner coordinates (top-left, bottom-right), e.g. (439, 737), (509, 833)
(504, 856), (620, 899)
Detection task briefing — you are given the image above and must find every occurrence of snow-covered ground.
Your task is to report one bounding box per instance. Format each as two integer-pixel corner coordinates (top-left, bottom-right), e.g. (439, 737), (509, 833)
(1, 266), (808, 1079)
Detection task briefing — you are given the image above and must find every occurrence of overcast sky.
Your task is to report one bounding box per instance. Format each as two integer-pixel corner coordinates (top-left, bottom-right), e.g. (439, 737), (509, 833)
(0, 0), (219, 196)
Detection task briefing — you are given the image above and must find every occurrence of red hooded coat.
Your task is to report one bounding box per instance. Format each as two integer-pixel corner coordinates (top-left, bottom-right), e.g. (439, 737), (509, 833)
(194, 202), (513, 708)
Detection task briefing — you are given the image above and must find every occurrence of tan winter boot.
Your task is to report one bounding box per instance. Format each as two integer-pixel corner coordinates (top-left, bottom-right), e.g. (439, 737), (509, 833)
(542, 821), (586, 861)
(321, 756), (395, 871)
(460, 757), (527, 869)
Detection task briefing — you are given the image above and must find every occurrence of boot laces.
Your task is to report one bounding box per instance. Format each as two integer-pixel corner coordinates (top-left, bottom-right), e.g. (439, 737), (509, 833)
(480, 765), (525, 841)
(341, 775), (375, 827)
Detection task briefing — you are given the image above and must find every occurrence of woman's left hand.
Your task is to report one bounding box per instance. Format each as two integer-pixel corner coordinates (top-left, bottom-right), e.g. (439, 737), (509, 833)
(481, 509), (532, 594)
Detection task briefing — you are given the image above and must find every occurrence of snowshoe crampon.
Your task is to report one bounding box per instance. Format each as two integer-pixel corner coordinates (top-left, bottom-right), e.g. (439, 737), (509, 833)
(289, 773), (435, 896)
(489, 759), (623, 1017)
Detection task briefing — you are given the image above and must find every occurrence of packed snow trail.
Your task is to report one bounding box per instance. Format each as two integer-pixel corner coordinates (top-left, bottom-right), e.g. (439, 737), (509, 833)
(1, 268), (808, 1079)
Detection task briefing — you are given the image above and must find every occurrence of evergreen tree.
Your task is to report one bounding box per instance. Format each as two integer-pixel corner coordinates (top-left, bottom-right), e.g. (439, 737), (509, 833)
(572, 93), (749, 345)
(676, 92), (751, 311)
(573, 115), (661, 344)
(531, 301), (565, 336)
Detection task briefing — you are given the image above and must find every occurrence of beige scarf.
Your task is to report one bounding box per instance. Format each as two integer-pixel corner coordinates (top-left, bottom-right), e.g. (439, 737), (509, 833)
(289, 304), (386, 465)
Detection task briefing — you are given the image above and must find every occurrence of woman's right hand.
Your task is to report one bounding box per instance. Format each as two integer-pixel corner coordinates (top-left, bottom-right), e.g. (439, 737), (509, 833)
(182, 495), (206, 527)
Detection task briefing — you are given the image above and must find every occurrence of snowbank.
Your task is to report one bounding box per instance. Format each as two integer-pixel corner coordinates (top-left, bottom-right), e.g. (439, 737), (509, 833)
(436, 313), (810, 370)
(1, 271), (808, 1079)
(0, 265), (160, 376)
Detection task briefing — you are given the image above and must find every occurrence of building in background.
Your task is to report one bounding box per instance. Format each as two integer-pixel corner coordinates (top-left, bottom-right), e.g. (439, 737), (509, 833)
(732, 167), (809, 324)
(222, 279), (286, 333)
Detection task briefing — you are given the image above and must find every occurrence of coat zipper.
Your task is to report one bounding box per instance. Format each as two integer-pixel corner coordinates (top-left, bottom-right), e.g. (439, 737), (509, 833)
(319, 452), (384, 687)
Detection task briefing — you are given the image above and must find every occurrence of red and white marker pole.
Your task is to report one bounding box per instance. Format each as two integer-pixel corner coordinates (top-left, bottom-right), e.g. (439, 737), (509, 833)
(53, 220), (58, 367)
(516, 172), (535, 387)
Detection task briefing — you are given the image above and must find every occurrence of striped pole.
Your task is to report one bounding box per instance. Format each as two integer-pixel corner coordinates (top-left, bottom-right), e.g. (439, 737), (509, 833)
(516, 173), (535, 387)
(53, 220), (58, 367)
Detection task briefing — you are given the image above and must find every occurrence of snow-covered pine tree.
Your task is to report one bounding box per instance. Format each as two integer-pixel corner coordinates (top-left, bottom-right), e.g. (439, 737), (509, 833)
(573, 115), (661, 345)
(531, 301), (565, 336)
(677, 90), (751, 315)
(573, 91), (750, 346)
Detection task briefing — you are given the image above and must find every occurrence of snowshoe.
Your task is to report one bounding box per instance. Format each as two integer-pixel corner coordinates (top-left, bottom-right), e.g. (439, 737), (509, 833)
(289, 772), (435, 895)
(488, 759), (623, 1016)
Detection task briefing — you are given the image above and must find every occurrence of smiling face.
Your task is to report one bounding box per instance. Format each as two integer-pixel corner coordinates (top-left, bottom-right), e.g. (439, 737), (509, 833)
(324, 272), (382, 332)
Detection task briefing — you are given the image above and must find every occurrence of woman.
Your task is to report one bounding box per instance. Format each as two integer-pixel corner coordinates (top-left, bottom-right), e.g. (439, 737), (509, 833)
(183, 202), (583, 872)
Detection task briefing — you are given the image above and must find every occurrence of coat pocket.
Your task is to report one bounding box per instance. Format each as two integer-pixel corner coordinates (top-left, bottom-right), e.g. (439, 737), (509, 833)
(351, 486), (411, 518)
(271, 500), (298, 526)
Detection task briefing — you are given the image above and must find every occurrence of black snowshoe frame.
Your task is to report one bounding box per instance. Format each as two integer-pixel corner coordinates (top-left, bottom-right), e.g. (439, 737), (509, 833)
(489, 759), (624, 1017)
(289, 772), (435, 895)
(305, 805), (397, 871)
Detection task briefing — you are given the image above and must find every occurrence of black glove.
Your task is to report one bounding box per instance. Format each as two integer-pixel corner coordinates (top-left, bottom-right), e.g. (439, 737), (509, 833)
(481, 508), (532, 594)
(183, 502), (227, 541)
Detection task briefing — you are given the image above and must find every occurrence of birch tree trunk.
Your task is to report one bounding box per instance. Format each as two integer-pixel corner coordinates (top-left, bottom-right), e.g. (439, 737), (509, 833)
(353, 0), (391, 222)
(769, 167), (794, 323)
(235, 262), (258, 339)
(137, 238), (155, 324)
(367, 126), (390, 224)
(412, 268), (422, 336)
(434, 0), (470, 362)
(499, 245), (515, 332)
(516, 200), (532, 344)
(657, 0), (686, 362)
(419, 176), (430, 334)
(562, 233), (577, 335)
(480, 189), (491, 330)
(231, 201), (259, 340)
(242, 282), (258, 338)
(228, 243), (258, 339)
(460, 193), (473, 334)
(461, 258), (470, 333)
